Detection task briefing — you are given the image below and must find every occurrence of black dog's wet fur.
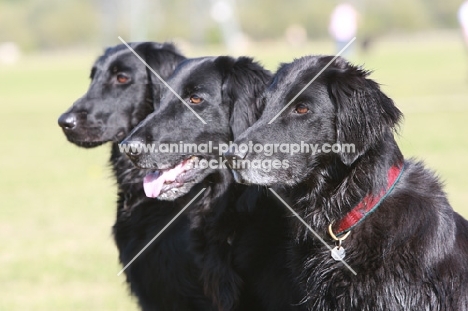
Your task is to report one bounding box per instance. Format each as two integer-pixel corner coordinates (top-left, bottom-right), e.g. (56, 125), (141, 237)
(59, 42), (215, 310)
(125, 56), (305, 311)
(189, 177), (305, 311)
(230, 56), (468, 310)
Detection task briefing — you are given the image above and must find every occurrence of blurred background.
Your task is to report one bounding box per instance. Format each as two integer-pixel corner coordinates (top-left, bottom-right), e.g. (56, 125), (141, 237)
(1, 0), (467, 309)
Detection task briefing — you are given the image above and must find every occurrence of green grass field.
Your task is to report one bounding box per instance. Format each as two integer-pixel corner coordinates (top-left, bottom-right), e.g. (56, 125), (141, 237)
(1, 33), (467, 310)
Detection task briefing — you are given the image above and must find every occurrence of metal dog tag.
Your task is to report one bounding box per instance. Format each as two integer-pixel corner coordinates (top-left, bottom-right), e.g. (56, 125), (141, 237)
(331, 246), (346, 261)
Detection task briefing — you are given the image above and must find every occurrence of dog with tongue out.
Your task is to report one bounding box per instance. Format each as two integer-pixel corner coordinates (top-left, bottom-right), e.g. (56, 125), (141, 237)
(121, 56), (300, 310)
(122, 56), (305, 311)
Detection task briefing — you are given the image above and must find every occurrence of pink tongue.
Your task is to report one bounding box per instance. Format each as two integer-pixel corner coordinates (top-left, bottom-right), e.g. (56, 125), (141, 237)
(143, 162), (187, 198)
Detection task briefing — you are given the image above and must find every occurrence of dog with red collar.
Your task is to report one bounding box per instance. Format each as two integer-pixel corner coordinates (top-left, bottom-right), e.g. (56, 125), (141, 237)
(225, 55), (468, 310)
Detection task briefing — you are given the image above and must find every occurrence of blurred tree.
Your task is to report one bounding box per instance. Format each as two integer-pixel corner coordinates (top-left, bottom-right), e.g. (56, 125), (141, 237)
(0, 0), (463, 51)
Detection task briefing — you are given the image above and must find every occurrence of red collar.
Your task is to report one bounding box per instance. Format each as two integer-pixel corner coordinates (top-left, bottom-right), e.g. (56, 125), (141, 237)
(333, 163), (405, 237)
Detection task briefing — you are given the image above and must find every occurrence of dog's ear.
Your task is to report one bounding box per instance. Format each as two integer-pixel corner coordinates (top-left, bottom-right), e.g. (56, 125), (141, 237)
(142, 42), (185, 78)
(327, 58), (402, 166)
(217, 56), (271, 138)
(135, 42), (185, 104)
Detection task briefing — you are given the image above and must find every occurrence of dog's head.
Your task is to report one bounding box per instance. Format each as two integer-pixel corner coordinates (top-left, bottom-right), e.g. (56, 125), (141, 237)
(225, 56), (402, 186)
(58, 42), (184, 147)
(122, 56), (271, 200)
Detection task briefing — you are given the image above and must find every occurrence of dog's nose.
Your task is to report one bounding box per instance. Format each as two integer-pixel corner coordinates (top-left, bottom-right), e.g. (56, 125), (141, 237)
(224, 146), (247, 169)
(58, 113), (77, 130)
(120, 139), (144, 159)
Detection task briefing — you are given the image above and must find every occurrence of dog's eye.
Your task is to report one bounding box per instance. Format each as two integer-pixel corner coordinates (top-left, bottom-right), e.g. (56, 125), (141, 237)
(189, 95), (203, 104)
(294, 104), (309, 114)
(116, 73), (130, 84)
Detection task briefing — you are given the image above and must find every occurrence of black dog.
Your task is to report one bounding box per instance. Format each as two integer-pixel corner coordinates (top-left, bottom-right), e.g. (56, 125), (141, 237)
(226, 56), (468, 310)
(122, 56), (305, 311)
(58, 42), (215, 311)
